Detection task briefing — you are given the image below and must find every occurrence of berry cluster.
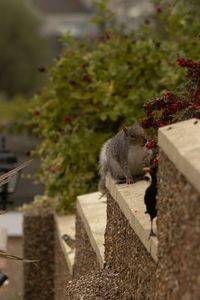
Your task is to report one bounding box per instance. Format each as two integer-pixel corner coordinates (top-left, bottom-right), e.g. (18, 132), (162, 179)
(146, 136), (156, 150)
(142, 58), (200, 160)
(177, 57), (197, 68)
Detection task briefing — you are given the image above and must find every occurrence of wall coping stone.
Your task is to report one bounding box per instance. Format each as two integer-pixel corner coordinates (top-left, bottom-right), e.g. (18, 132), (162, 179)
(0, 227), (7, 252)
(56, 215), (75, 275)
(77, 192), (107, 268)
(0, 212), (23, 237)
(158, 118), (200, 193)
(106, 175), (158, 262)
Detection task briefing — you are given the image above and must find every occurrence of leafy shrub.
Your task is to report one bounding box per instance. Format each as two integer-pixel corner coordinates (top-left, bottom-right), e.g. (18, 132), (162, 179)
(30, 1), (200, 212)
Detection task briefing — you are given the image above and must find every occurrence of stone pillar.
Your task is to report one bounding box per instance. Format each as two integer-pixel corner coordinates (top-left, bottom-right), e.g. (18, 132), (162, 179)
(23, 205), (55, 300)
(156, 119), (200, 300)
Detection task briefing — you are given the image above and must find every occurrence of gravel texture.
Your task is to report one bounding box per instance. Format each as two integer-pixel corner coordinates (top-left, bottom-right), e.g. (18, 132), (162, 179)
(105, 195), (156, 300)
(54, 226), (72, 300)
(23, 205), (55, 300)
(156, 150), (200, 300)
(66, 268), (120, 299)
(73, 212), (100, 279)
(105, 194), (156, 300)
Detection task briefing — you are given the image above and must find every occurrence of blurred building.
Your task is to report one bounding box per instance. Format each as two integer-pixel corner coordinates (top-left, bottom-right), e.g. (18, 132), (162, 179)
(83, 0), (153, 29)
(28, 0), (99, 54)
(110, 0), (152, 27)
(27, 0), (153, 54)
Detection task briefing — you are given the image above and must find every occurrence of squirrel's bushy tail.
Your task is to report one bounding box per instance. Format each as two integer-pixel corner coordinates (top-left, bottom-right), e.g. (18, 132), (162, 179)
(98, 140), (110, 194)
(98, 176), (106, 194)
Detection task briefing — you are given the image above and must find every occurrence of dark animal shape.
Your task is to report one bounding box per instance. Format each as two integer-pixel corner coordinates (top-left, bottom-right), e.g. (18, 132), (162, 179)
(143, 165), (158, 238)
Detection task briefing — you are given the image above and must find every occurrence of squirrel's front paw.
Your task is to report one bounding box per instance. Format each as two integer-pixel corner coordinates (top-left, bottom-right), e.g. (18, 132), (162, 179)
(126, 178), (134, 184)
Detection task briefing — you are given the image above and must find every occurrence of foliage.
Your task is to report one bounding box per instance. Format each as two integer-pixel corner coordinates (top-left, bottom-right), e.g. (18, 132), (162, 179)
(142, 58), (200, 160)
(30, 1), (200, 212)
(0, 0), (49, 97)
(0, 96), (31, 133)
(0, 96), (30, 119)
(19, 195), (58, 212)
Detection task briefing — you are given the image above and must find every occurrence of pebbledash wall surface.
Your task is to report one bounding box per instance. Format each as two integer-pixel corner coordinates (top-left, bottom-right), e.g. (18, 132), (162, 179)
(23, 119), (200, 300)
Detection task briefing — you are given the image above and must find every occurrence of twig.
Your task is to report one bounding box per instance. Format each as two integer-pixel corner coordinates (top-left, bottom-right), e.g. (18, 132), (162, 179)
(0, 160), (32, 185)
(0, 251), (39, 263)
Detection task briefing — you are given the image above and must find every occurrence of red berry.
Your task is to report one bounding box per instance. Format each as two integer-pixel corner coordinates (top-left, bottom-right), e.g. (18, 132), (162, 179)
(83, 74), (93, 82)
(34, 110), (40, 116)
(146, 136), (156, 150)
(177, 58), (186, 67)
(105, 32), (112, 40)
(164, 91), (173, 99)
(48, 164), (62, 173)
(64, 115), (73, 123)
(187, 58), (195, 68)
(156, 4), (163, 13)
(48, 165), (57, 173)
(154, 98), (165, 110)
(143, 102), (149, 109)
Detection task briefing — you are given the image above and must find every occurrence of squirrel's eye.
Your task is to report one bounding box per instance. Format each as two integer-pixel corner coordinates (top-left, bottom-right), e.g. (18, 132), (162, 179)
(131, 135), (136, 138)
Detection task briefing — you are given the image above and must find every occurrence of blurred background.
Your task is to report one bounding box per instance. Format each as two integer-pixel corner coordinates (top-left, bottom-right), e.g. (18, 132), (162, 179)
(0, 1), (153, 298)
(0, 0), (154, 211)
(0, 0), (199, 299)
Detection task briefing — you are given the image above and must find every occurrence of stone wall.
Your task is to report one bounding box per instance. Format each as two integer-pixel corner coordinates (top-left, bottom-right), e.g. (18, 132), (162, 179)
(155, 119), (200, 300)
(23, 206), (55, 300)
(105, 194), (156, 299)
(54, 231), (72, 300)
(23, 205), (73, 300)
(73, 212), (100, 279)
(156, 150), (200, 300)
(66, 268), (120, 299)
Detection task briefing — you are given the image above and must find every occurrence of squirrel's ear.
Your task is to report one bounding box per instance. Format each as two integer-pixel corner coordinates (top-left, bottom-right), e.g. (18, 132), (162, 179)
(122, 125), (128, 136)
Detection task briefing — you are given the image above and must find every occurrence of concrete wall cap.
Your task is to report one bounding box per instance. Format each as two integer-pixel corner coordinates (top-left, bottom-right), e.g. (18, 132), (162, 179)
(0, 227), (7, 252)
(77, 192), (107, 268)
(106, 175), (158, 262)
(158, 118), (200, 193)
(0, 212), (23, 237)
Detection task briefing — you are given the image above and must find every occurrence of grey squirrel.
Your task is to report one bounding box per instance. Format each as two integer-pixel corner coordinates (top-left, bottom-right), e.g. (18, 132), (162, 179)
(99, 123), (152, 192)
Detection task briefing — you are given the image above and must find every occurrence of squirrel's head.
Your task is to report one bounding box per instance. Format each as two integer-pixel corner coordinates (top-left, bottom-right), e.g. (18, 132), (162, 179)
(122, 123), (147, 146)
